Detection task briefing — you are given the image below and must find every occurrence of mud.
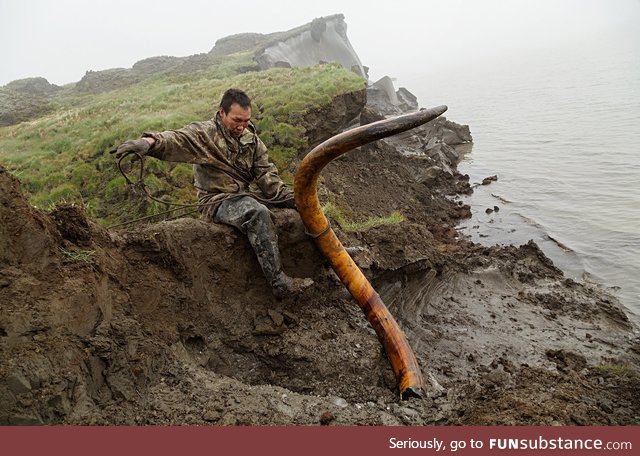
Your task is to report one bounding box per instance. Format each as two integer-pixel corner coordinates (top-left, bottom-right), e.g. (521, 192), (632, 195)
(1, 131), (638, 425)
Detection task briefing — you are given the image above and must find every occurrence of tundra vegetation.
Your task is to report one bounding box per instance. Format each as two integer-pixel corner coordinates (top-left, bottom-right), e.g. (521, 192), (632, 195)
(0, 55), (366, 227)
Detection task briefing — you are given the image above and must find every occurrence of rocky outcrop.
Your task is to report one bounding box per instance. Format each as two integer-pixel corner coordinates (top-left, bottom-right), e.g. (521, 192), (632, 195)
(74, 68), (141, 94)
(73, 54), (226, 94)
(0, 88), (52, 127)
(422, 116), (472, 145)
(4, 77), (61, 96)
(293, 89), (367, 149)
(361, 79), (472, 179)
(0, 78), (61, 126)
(360, 74), (472, 179)
(366, 78), (422, 117)
(131, 56), (182, 77)
(255, 15), (366, 78)
(379, 115), (472, 179)
(396, 87), (418, 111)
(209, 33), (268, 57)
(368, 76), (399, 112)
(71, 15), (367, 96)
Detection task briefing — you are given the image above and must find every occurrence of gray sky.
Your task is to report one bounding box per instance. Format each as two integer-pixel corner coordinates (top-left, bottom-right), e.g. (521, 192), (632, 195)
(1, 0), (637, 87)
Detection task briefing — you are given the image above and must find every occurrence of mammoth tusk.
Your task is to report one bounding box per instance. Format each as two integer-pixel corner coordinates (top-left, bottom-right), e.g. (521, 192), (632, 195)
(294, 105), (448, 399)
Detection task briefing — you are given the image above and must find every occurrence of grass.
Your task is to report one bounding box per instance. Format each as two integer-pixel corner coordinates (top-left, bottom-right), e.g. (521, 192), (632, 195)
(0, 56), (365, 225)
(60, 248), (96, 265)
(322, 201), (405, 232)
(594, 363), (637, 377)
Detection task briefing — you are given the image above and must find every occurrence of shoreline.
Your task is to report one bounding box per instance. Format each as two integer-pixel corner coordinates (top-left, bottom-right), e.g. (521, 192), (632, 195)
(455, 157), (640, 327)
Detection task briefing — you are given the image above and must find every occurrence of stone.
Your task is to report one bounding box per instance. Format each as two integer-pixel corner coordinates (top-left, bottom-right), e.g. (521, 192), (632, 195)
(281, 310), (299, 325)
(426, 372), (446, 398)
(5, 372), (31, 395)
(598, 400), (614, 414)
(396, 87), (419, 111)
(330, 396), (348, 408)
(267, 309), (284, 327)
(482, 175), (498, 185)
(202, 409), (222, 422)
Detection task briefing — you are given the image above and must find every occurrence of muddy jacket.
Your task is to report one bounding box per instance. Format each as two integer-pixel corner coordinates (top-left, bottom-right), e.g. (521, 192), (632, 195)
(142, 114), (292, 219)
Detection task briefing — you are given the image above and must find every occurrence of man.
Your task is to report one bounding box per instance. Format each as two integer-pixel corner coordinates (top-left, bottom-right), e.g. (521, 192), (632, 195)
(112, 88), (313, 298)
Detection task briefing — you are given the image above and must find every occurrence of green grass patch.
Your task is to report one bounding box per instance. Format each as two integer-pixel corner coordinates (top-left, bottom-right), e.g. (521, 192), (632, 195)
(594, 363), (637, 377)
(60, 248), (96, 265)
(0, 60), (365, 225)
(322, 201), (405, 232)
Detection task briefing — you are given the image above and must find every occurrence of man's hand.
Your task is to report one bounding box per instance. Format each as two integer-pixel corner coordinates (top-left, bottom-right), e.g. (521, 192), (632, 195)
(110, 138), (151, 159)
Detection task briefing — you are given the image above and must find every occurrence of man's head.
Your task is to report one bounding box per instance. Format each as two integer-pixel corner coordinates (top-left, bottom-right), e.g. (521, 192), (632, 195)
(219, 88), (252, 137)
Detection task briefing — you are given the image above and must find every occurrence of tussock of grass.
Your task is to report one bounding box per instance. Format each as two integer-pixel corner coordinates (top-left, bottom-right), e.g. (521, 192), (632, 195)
(60, 248), (95, 265)
(594, 363), (636, 377)
(0, 57), (365, 225)
(322, 201), (405, 232)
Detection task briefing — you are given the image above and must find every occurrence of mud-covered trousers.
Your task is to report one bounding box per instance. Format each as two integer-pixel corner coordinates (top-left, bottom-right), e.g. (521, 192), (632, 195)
(213, 196), (283, 287)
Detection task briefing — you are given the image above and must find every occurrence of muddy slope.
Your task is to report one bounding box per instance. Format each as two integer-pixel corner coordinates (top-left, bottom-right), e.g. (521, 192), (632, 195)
(1, 130), (639, 425)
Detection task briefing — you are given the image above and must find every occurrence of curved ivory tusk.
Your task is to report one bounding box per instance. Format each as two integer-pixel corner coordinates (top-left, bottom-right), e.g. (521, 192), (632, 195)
(294, 105), (448, 399)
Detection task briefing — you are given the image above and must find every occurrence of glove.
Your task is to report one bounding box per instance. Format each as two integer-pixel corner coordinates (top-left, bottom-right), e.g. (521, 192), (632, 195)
(110, 138), (151, 159)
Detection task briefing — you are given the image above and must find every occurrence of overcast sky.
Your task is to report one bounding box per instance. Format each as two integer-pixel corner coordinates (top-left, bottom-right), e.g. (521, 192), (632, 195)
(1, 0), (637, 87)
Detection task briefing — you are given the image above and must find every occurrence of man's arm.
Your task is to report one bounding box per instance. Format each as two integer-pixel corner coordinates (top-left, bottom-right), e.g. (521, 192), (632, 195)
(112, 122), (214, 164)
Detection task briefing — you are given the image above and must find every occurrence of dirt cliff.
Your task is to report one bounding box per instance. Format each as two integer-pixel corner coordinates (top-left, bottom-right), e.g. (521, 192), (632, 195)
(1, 117), (638, 424)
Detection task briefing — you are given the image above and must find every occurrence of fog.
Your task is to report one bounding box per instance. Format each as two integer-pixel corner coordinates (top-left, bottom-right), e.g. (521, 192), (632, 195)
(1, 0), (638, 87)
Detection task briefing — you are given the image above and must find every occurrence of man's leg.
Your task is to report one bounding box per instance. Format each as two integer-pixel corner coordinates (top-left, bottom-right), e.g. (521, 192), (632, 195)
(214, 196), (312, 298)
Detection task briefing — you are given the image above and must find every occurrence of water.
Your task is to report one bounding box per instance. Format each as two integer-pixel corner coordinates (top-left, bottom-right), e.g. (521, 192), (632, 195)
(409, 27), (640, 318)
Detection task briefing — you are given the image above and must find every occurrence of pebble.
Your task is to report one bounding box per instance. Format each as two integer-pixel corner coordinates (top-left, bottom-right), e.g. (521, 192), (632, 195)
(202, 409), (222, 422)
(570, 414), (587, 426)
(598, 400), (614, 414)
(330, 396), (348, 408)
(482, 175), (498, 185)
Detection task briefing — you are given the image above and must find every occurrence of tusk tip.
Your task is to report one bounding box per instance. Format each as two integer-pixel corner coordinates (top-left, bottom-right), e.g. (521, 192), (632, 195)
(432, 105), (448, 115)
(400, 386), (424, 400)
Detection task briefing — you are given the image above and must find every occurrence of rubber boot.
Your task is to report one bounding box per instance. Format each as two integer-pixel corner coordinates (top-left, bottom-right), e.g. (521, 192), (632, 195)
(243, 205), (313, 299)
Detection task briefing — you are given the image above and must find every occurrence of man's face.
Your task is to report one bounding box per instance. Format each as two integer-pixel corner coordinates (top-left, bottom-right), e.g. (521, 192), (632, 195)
(220, 103), (251, 137)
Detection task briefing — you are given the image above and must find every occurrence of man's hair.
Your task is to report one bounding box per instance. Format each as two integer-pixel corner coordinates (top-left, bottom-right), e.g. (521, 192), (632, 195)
(219, 88), (251, 114)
